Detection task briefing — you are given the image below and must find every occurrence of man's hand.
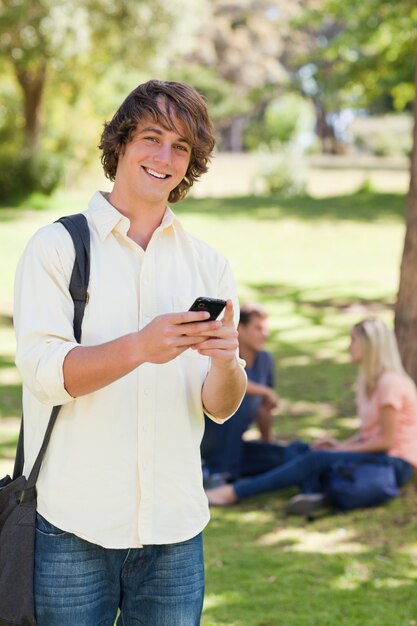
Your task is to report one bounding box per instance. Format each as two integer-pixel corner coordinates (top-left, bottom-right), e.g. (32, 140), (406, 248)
(190, 299), (239, 367)
(63, 304), (239, 399)
(261, 387), (280, 409)
(311, 436), (339, 450)
(63, 309), (223, 397)
(246, 380), (279, 408)
(136, 310), (224, 364)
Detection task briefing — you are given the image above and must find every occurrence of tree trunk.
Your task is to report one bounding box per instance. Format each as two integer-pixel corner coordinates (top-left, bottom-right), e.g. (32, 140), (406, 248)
(394, 55), (417, 381)
(220, 116), (246, 152)
(313, 99), (338, 154)
(14, 62), (47, 151)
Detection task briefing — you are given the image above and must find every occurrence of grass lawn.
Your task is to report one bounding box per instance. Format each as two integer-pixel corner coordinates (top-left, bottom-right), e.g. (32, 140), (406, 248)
(1, 188), (416, 625)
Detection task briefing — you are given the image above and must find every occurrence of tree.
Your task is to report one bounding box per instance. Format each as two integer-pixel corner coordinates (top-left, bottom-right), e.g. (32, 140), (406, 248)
(170, 0), (302, 151)
(297, 0), (417, 378)
(395, 57), (417, 380)
(290, 0), (417, 151)
(0, 0), (175, 152)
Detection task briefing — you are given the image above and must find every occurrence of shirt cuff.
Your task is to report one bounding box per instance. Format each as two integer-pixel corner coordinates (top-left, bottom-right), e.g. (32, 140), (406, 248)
(36, 341), (79, 406)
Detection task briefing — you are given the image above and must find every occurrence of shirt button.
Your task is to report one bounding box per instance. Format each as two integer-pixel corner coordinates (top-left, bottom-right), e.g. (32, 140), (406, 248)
(144, 387), (150, 396)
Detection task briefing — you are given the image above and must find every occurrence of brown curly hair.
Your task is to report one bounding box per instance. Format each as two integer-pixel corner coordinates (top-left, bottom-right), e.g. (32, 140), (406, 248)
(99, 80), (216, 203)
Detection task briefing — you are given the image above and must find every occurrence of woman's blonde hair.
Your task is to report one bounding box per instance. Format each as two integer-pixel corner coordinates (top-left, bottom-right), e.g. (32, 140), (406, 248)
(353, 318), (408, 393)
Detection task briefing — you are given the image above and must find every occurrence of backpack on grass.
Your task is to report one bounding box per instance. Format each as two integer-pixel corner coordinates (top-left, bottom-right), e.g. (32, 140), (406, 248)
(325, 460), (399, 511)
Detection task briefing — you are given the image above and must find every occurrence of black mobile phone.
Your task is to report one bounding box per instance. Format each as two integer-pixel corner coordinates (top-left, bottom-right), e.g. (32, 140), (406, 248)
(189, 297), (227, 321)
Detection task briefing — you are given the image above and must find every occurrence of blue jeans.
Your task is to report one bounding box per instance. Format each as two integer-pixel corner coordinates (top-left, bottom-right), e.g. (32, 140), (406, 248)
(34, 514), (204, 626)
(233, 449), (413, 500)
(239, 440), (310, 478)
(202, 410), (310, 481)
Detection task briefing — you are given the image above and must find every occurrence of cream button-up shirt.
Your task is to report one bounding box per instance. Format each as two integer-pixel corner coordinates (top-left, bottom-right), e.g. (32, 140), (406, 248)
(14, 191), (244, 548)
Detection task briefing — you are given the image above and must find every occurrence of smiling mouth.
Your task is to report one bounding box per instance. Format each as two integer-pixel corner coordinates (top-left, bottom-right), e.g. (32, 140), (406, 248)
(143, 167), (170, 180)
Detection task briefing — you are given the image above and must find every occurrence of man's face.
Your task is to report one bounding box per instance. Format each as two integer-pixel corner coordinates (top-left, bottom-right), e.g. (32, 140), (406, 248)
(238, 316), (269, 353)
(114, 114), (191, 209)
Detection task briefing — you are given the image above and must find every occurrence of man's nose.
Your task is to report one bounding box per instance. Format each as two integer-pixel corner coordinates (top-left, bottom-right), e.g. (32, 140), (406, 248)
(153, 142), (171, 165)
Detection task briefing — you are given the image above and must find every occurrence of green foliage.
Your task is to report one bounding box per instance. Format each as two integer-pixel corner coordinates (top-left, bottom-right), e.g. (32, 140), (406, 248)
(0, 0), (175, 72)
(0, 0), (181, 200)
(244, 93), (315, 151)
(0, 0), (88, 71)
(170, 0), (296, 149)
(0, 79), (64, 202)
(168, 65), (252, 125)
(242, 94), (314, 195)
(0, 145), (63, 203)
(298, 0), (417, 112)
(0, 101), (61, 202)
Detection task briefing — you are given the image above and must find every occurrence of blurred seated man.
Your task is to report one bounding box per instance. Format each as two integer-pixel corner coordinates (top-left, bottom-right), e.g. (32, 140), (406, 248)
(202, 303), (304, 487)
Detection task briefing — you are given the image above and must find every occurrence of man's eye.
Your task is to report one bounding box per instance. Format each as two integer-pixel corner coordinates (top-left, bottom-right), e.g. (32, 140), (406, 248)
(145, 136), (158, 142)
(175, 144), (189, 152)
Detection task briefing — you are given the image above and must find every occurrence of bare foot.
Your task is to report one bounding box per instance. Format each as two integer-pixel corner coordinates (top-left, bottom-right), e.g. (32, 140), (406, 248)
(206, 484), (238, 506)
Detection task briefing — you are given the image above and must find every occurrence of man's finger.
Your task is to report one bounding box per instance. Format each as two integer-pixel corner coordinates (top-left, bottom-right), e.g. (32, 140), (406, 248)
(169, 310), (211, 325)
(175, 336), (207, 348)
(221, 299), (234, 325)
(172, 319), (222, 336)
(195, 338), (237, 351)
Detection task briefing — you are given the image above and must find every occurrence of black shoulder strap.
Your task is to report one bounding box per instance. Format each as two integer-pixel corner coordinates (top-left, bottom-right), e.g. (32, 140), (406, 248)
(56, 213), (91, 343)
(13, 213), (91, 484)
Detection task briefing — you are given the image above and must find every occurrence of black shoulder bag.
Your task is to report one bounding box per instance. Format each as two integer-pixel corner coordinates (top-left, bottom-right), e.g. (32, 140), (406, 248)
(0, 213), (90, 626)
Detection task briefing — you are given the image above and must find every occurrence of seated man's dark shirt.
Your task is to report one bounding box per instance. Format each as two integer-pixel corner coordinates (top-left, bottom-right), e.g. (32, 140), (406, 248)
(202, 350), (275, 480)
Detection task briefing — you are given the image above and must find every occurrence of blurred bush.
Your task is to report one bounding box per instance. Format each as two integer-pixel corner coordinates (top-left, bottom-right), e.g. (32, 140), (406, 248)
(245, 94), (313, 196)
(0, 90), (64, 203)
(0, 140), (64, 204)
(256, 145), (307, 196)
(244, 93), (315, 152)
(0, 79), (103, 204)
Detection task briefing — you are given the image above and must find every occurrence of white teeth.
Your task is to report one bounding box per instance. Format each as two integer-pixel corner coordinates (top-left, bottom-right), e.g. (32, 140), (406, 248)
(145, 167), (168, 179)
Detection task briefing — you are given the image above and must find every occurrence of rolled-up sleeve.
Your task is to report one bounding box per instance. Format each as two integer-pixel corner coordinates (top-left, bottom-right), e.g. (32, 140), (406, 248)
(14, 224), (79, 406)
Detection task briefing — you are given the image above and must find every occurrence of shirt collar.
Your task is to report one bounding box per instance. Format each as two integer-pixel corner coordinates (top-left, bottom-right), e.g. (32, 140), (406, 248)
(88, 191), (182, 241)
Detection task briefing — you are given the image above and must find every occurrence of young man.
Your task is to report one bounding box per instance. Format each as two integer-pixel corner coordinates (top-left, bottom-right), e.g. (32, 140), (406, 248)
(14, 80), (246, 626)
(202, 303), (283, 485)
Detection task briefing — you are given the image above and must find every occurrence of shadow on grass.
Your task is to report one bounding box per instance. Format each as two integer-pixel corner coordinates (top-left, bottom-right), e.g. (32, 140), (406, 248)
(241, 281), (376, 429)
(203, 485), (417, 626)
(250, 282), (394, 318)
(179, 190), (406, 223)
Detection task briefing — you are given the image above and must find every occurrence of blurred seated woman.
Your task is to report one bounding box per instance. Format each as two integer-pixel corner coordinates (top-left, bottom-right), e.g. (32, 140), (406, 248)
(206, 318), (417, 513)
